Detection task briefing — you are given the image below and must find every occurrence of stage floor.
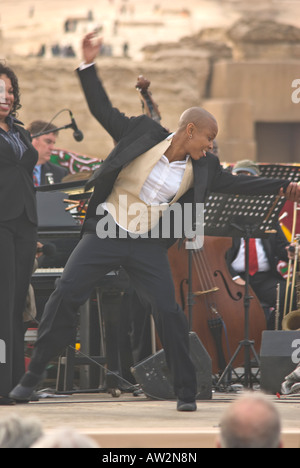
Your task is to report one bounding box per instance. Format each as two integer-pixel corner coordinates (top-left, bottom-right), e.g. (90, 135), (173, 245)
(1, 390), (300, 448)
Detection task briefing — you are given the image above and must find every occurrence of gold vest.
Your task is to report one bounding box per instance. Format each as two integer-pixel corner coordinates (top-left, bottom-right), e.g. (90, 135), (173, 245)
(105, 138), (194, 234)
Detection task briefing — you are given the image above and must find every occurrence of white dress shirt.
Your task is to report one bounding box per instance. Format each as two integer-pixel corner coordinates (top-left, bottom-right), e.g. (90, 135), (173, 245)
(231, 238), (270, 279)
(139, 151), (189, 205)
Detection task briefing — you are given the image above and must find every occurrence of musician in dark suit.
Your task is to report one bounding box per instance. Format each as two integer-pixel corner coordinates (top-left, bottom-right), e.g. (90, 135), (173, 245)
(10, 33), (300, 410)
(0, 64), (38, 404)
(27, 120), (68, 186)
(225, 160), (296, 330)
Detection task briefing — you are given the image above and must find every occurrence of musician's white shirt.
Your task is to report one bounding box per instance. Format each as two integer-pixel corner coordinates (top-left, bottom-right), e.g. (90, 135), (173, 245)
(231, 238), (270, 279)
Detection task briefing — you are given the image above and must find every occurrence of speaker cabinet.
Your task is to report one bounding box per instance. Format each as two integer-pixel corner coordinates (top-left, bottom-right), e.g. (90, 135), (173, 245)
(260, 330), (300, 394)
(131, 332), (212, 400)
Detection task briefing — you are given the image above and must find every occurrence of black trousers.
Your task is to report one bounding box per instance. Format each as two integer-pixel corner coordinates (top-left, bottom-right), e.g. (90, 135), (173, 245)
(0, 212), (37, 396)
(29, 232), (197, 402)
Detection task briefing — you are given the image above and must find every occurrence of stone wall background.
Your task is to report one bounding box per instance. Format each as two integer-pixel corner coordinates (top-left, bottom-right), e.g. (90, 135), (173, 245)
(1, 0), (300, 162)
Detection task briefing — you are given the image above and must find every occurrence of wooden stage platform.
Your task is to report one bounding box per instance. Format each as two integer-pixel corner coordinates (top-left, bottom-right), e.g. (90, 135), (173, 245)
(1, 391), (299, 448)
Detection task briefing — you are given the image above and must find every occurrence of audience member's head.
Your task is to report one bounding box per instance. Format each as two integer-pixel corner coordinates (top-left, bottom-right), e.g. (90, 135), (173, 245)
(0, 413), (44, 448)
(31, 427), (100, 448)
(231, 159), (261, 177)
(27, 120), (58, 165)
(217, 391), (282, 449)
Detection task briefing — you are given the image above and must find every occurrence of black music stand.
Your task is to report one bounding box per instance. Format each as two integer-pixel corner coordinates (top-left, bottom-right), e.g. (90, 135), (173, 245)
(194, 189), (286, 389)
(216, 222), (260, 389)
(257, 163), (300, 183)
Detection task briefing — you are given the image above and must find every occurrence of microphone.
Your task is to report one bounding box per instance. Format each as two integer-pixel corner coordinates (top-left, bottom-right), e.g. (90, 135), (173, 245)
(69, 111), (84, 142)
(37, 243), (57, 257)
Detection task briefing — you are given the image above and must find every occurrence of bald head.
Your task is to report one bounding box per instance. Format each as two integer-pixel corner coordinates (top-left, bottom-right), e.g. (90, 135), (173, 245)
(166, 106), (218, 162)
(178, 107), (217, 132)
(219, 392), (282, 449)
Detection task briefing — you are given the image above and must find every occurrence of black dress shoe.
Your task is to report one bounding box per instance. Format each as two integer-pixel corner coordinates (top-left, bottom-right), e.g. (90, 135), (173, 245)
(0, 396), (16, 406)
(9, 384), (35, 402)
(177, 400), (197, 412)
(30, 392), (40, 402)
(9, 371), (43, 402)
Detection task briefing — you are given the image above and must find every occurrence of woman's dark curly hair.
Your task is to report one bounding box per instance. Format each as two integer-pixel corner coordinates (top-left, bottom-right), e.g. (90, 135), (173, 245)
(0, 62), (21, 116)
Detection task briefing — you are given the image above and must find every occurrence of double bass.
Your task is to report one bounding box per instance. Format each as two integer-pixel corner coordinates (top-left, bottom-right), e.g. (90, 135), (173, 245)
(167, 237), (266, 374)
(136, 75), (266, 375)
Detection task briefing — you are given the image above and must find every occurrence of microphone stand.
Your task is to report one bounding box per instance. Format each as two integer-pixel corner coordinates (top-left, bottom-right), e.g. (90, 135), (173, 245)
(32, 122), (75, 139)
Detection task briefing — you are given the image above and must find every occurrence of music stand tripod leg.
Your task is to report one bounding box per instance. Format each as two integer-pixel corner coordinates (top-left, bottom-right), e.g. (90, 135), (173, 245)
(216, 225), (260, 390)
(187, 247), (195, 331)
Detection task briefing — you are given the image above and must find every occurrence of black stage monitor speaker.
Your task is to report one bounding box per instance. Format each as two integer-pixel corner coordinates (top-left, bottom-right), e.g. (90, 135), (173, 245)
(260, 330), (300, 394)
(131, 332), (212, 400)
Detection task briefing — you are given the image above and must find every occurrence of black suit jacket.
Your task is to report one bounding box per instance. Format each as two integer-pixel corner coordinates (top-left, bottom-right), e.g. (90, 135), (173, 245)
(77, 65), (290, 236)
(225, 224), (289, 278)
(40, 161), (68, 185)
(0, 118), (38, 224)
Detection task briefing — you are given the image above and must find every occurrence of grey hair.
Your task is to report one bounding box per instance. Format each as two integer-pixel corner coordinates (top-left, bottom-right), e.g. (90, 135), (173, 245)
(219, 391), (282, 449)
(0, 414), (44, 448)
